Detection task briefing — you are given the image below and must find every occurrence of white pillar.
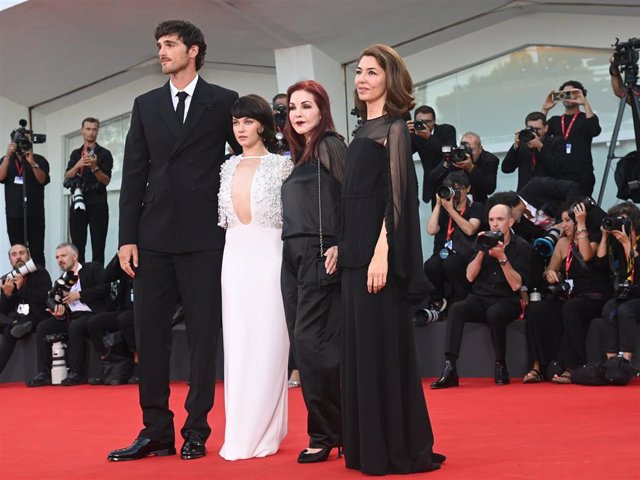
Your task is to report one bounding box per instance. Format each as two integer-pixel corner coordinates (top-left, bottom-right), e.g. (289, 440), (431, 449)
(275, 44), (348, 140)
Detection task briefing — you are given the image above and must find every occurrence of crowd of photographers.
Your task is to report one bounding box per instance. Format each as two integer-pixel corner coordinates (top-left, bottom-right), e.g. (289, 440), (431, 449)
(412, 68), (639, 387)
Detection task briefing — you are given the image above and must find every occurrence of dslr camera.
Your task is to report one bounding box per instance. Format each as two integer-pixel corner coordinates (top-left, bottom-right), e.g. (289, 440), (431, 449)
(273, 104), (287, 130)
(612, 37), (640, 74)
(436, 185), (461, 201)
(476, 231), (504, 252)
(10, 119), (46, 154)
(518, 127), (536, 143)
(442, 144), (472, 164)
(552, 91), (576, 102)
(544, 272), (572, 300)
(414, 120), (427, 131)
(601, 215), (632, 232)
(63, 176), (86, 211)
(46, 271), (78, 311)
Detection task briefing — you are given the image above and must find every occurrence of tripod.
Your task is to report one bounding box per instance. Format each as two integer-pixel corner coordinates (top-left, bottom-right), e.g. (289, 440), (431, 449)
(597, 62), (640, 205)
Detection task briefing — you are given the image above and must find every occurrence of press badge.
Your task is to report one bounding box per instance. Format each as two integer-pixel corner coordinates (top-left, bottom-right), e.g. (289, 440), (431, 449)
(17, 303), (30, 315)
(565, 143), (572, 154)
(14, 176), (24, 185)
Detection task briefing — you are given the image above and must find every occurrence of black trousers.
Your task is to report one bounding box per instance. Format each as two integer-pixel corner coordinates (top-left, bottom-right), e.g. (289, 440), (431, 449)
(87, 310), (135, 354)
(525, 299), (564, 372)
(35, 312), (94, 374)
(135, 248), (222, 445)
(69, 202), (108, 264)
(423, 253), (471, 304)
(445, 294), (522, 363)
(601, 298), (640, 354)
(557, 295), (607, 369)
(6, 215), (45, 266)
(0, 312), (40, 374)
(118, 310), (136, 353)
(281, 236), (341, 449)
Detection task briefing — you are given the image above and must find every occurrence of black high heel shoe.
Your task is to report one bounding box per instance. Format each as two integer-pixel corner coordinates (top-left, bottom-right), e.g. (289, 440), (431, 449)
(297, 446), (342, 464)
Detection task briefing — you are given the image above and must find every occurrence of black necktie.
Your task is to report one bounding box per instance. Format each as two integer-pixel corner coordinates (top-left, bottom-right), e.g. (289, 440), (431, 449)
(176, 91), (188, 126)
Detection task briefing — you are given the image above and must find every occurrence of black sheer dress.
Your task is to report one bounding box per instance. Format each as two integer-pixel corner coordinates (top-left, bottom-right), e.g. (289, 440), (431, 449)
(340, 115), (444, 475)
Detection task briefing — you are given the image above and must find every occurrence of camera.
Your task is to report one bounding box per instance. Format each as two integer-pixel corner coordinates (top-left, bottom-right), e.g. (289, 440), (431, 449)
(544, 272), (572, 300)
(518, 127), (536, 143)
(612, 37), (640, 74)
(476, 230), (504, 251)
(1, 258), (38, 282)
(414, 120), (427, 131)
(351, 108), (364, 137)
(568, 196), (597, 221)
(552, 91), (576, 102)
(436, 185), (461, 201)
(273, 104), (287, 130)
(615, 280), (635, 303)
(601, 215), (632, 232)
(63, 176), (86, 211)
(46, 271), (78, 311)
(533, 227), (562, 257)
(9, 119), (46, 154)
(442, 144), (472, 164)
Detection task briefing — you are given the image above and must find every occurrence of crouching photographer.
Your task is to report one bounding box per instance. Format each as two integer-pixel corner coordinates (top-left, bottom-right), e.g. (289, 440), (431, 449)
(417, 171), (482, 325)
(0, 244), (51, 375)
(523, 201), (612, 384)
(596, 202), (640, 365)
(26, 243), (109, 387)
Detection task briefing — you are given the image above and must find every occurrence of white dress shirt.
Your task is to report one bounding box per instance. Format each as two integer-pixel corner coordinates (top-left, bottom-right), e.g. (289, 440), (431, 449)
(169, 74), (199, 124)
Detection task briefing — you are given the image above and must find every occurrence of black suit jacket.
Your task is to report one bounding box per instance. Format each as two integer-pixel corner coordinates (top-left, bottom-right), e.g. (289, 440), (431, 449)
(412, 123), (457, 202)
(119, 77), (240, 253)
(76, 262), (110, 313)
(501, 136), (565, 191)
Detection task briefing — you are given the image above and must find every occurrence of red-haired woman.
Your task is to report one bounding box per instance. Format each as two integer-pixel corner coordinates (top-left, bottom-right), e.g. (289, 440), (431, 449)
(340, 45), (445, 475)
(281, 80), (346, 464)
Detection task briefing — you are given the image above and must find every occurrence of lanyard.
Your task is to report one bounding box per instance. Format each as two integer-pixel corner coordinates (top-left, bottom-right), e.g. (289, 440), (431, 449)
(530, 152), (537, 167)
(560, 113), (579, 140)
(565, 241), (574, 275)
(446, 206), (466, 241)
(14, 158), (24, 176)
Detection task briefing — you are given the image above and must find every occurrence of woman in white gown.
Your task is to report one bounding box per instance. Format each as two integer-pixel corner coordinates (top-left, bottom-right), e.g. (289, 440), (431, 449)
(218, 94), (293, 460)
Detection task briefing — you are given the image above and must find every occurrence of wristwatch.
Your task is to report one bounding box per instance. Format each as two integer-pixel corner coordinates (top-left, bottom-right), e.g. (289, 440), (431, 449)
(91, 166), (100, 173)
(31, 163), (40, 169)
(498, 257), (508, 266)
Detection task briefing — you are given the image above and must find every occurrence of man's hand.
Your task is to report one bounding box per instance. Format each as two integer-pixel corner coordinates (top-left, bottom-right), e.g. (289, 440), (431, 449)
(406, 120), (416, 135)
(571, 89), (587, 107)
(488, 241), (507, 261)
(47, 304), (66, 319)
(1, 276), (15, 297)
(324, 246), (339, 275)
(414, 126), (431, 140)
(5, 142), (18, 159)
(513, 131), (521, 149)
(441, 195), (455, 214)
(453, 155), (475, 173)
(527, 133), (543, 151)
(62, 291), (81, 304)
(542, 90), (557, 112)
(119, 244), (139, 278)
(13, 273), (25, 290)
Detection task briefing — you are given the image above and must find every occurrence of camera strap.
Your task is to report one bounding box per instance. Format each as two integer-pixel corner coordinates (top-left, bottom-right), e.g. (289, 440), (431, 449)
(565, 242), (574, 274)
(560, 113), (579, 140)
(446, 206), (467, 241)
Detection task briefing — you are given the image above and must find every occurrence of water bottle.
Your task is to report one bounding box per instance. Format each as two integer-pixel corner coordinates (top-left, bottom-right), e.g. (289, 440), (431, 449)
(50, 340), (68, 384)
(529, 288), (542, 302)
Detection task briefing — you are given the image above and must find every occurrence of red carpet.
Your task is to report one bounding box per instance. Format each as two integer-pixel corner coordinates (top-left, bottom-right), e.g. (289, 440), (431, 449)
(1, 378), (639, 479)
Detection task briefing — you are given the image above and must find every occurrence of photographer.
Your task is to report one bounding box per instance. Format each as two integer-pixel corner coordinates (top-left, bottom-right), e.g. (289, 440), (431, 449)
(428, 131), (498, 204)
(0, 132), (50, 267)
(610, 48), (640, 152)
(596, 202), (640, 364)
(422, 171), (482, 315)
(0, 244), (51, 375)
(26, 243), (109, 387)
(431, 204), (531, 389)
(64, 118), (113, 265)
(501, 111), (565, 190)
(541, 80), (601, 196)
(407, 105), (457, 202)
(525, 202), (612, 384)
(271, 93), (290, 156)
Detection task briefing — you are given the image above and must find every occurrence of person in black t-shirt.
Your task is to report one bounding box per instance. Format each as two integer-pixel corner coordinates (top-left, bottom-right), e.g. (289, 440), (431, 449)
(431, 204), (531, 389)
(422, 171), (482, 316)
(0, 138), (50, 266)
(541, 80), (601, 195)
(65, 117), (113, 265)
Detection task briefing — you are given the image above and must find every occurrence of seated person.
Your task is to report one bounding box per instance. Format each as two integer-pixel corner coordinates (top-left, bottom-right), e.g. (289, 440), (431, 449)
(501, 111), (565, 191)
(428, 131), (498, 205)
(87, 253), (135, 385)
(523, 202), (612, 383)
(0, 244), (51, 375)
(26, 243), (110, 387)
(597, 202), (640, 365)
(420, 171), (482, 319)
(431, 204), (531, 389)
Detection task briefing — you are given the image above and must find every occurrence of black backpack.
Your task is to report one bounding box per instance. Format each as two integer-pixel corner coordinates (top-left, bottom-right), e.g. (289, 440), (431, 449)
(572, 357), (638, 386)
(614, 151), (640, 202)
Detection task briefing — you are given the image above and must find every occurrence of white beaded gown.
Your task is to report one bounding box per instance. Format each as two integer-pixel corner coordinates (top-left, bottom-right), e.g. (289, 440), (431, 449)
(217, 153), (293, 460)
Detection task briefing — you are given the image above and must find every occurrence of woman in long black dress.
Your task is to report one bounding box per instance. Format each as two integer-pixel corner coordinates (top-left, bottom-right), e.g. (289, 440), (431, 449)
(281, 80), (346, 463)
(340, 44), (445, 475)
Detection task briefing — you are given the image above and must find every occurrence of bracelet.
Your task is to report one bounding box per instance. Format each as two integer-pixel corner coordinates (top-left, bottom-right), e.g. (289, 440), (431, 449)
(576, 228), (587, 234)
(609, 65), (620, 76)
(91, 167), (100, 173)
(576, 231), (589, 240)
(31, 163), (40, 170)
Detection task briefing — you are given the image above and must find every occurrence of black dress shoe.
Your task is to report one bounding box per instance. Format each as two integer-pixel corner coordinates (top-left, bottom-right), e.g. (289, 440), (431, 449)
(26, 371), (51, 387)
(88, 376), (104, 385)
(181, 431), (207, 460)
(495, 361), (510, 385)
(107, 437), (176, 461)
(431, 360), (459, 389)
(10, 320), (32, 339)
(60, 372), (87, 386)
(297, 447), (333, 464)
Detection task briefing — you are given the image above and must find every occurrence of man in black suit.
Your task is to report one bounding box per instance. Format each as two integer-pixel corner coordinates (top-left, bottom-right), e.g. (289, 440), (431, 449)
(26, 243), (109, 387)
(108, 20), (240, 462)
(407, 105), (457, 203)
